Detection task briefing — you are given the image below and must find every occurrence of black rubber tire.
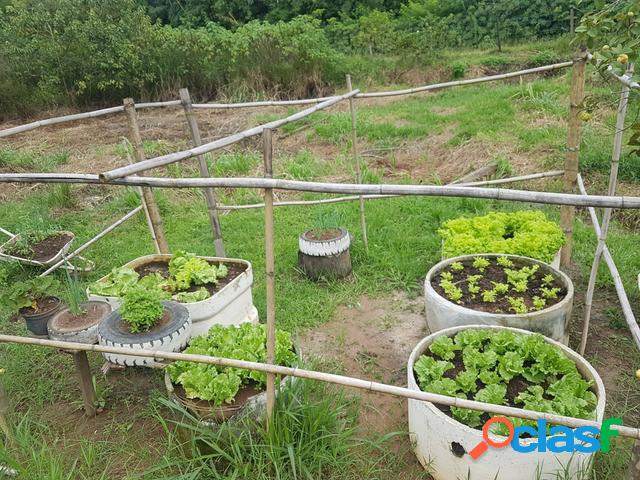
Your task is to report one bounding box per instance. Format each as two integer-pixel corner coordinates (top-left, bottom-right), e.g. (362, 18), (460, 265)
(98, 301), (190, 367)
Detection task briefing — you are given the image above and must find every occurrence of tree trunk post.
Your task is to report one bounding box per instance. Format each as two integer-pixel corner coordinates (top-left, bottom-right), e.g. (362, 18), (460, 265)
(123, 98), (170, 254)
(179, 88), (226, 257)
(559, 50), (587, 268)
(263, 128), (276, 429)
(346, 74), (369, 254)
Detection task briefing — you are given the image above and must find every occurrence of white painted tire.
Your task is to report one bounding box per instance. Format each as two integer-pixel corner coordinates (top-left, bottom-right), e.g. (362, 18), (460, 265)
(425, 254), (573, 345)
(408, 325), (606, 480)
(98, 301), (191, 367)
(298, 228), (350, 257)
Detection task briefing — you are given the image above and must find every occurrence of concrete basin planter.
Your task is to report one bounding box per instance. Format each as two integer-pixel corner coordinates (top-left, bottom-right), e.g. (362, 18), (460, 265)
(98, 300), (191, 367)
(298, 227), (352, 280)
(425, 254), (573, 344)
(407, 325), (606, 480)
(48, 300), (111, 344)
(87, 254), (258, 338)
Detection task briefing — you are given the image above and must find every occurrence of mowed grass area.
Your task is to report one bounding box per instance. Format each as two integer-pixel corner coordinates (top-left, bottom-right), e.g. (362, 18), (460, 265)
(1, 62), (640, 478)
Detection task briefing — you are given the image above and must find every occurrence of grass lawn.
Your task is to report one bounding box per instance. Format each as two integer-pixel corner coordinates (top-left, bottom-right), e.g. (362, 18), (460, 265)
(0, 49), (639, 478)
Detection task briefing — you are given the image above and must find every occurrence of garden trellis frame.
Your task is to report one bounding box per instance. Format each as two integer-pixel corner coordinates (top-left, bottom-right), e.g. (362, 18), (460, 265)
(1, 53), (640, 471)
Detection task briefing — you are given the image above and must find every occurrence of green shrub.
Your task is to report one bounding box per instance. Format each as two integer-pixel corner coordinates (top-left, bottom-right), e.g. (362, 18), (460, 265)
(439, 211), (565, 263)
(451, 61), (467, 80)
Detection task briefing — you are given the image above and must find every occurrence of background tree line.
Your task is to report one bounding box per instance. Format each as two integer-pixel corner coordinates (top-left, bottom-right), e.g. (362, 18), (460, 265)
(0, 0), (593, 119)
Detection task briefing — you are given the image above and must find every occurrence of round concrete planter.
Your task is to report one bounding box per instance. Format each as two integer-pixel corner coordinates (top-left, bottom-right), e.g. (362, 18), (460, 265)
(407, 325), (606, 480)
(424, 254), (574, 345)
(298, 228), (352, 280)
(87, 254), (258, 338)
(48, 301), (111, 344)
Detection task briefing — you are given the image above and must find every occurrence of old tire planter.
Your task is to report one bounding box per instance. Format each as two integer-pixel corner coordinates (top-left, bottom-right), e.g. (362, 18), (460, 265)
(408, 325), (606, 480)
(48, 301), (111, 344)
(87, 254), (258, 338)
(98, 301), (191, 367)
(424, 254), (573, 345)
(21, 297), (61, 336)
(298, 228), (352, 280)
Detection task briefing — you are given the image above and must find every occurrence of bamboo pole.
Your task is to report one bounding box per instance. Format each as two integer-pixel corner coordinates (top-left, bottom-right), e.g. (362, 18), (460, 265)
(0, 61), (574, 139)
(579, 63), (634, 355)
(5, 173), (640, 209)
(123, 98), (170, 254)
(39, 206), (143, 277)
(214, 171), (565, 211)
(346, 75), (368, 254)
(560, 50), (588, 268)
(100, 90), (360, 182)
(262, 128), (276, 427)
(577, 174), (640, 349)
(179, 88), (226, 257)
(0, 332), (638, 439)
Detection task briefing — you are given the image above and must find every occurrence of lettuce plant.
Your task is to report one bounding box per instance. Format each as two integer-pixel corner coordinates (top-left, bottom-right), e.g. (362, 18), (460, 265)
(415, 329), (597, 430)
(120, 286), (165, 333)
(439, 211), (565, 263)
(167, 323), (297, 406)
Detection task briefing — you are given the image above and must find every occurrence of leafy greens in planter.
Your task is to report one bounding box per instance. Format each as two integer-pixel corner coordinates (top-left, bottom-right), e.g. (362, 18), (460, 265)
(439, 211), (564, 263)
(88, 251), (229, 303)
(120, 286), (165, 333)
(166, 323), (297, 406)
(414, 329), (597, 433)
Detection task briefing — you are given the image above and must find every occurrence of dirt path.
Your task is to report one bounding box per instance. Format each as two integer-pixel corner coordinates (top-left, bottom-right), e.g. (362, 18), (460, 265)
(298, 292), (431, 479)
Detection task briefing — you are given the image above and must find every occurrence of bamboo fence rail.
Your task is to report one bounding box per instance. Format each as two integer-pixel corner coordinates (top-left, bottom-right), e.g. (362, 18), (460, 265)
(0, 61), (572, 139)
(99, 90), (360, 181)
(214, 171), (565, 211)
(0, 332), (637, 439)
(2, 173), (640, 209)
(577, 174), (640, 350)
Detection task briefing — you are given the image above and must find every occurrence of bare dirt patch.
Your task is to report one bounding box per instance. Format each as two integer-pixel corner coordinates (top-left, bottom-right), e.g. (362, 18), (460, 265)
(297, 292), (430, 479)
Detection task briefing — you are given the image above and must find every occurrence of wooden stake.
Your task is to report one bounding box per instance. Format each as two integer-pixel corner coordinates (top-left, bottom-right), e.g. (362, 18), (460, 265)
(560, 50), (587, 268)
(628, 440), (640, 479)
(123, 98), (170, 254)
(346, 75), (368, 253)
(179, 88), (226, 257)
(72, 351), (97, 417)
(263, 128), (276, 427)
(580, 64), (634, 355)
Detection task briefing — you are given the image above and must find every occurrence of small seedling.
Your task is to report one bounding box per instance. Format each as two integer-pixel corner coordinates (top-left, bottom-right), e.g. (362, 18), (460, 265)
(472, 257), (490, 272)
(507, 296), (528, 314)
(540, 287), (560, 300)
(440, 279), (463, 303)
(496, 256), (513, 268)
(450, 262), (464, 272)
(542, 274), (555, 286)
(492, 282), (509, 294)
(532, 296), (546, 311)
(440, 271), (454, 282)
(482, 289), (497, 303)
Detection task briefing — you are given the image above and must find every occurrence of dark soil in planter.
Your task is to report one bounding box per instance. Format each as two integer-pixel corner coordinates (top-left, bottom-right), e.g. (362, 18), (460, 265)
(431, 257), (567, 314)
(134, 259), (248, 297)
(54, 303), (109, 329)
(305, 228), (342, 241)
(20, 296), (60, 315)
(116, 310), (171, 335)
(5, 232), (72, 262)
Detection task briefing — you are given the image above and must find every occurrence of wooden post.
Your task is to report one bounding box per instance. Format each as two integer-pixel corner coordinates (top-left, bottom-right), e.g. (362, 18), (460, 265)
(179, 88), (226, 257)
(579, 63), (634, 355)
(123, 98), (170, 254)
(346, 75), (369, 254)
(0, 369), (10, 442)
(570, 8), (575, 34)
(263, 128), (276, 427)
(72, 351), (97, 417)
(559, 51), (587, 268)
